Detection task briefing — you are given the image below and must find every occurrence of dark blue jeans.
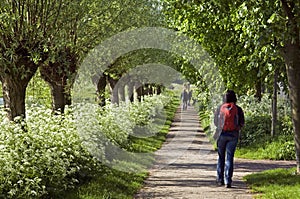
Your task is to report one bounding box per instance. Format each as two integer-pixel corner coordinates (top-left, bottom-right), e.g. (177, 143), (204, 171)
(182, 100), (188, 110)
(217, 132), (238, 185)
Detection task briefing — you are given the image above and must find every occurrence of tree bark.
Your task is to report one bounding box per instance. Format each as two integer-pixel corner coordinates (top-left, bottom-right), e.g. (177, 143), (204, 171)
(136, 83), (143, 102)
(271, 68), (278, 137)
(283, 43), (300, 173)
(280, 0), (300, 173)
(0, 58), (37, 120)
(119, 85), (126, 102)
(149, 84), (154, 96)
(40, 63), (67, 114)
(254, 78), (262, 101)
(128, 81), (134, 103)
(96, 74), (107, 107)
(40, 48), (77, 114)
(50, 84), (66, 113)
(2, 77), (28, 120)
(108, 76), (119, 105)
(157, 84), (163, 95)
(143, 84), (149, 96)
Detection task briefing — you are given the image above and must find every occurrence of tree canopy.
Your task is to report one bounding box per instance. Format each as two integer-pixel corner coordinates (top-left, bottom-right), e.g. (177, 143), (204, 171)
(1, 0), (300, 173)
(162, 0), (300, 173)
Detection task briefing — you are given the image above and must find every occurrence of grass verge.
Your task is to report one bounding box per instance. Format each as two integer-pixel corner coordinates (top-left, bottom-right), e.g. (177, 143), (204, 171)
(244, 168), (300, 199)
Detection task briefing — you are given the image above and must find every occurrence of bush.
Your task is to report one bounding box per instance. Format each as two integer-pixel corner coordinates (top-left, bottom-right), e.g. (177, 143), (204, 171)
(240, 115), (271, 146)
(274, 140), (295, 160)
(238, 95), (295, 160)
(0, 107), (99, 199)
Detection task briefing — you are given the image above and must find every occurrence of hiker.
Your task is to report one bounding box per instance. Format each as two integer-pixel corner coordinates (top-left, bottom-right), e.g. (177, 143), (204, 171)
(214, 90), (244, 188)
(181, 88), (189, 110)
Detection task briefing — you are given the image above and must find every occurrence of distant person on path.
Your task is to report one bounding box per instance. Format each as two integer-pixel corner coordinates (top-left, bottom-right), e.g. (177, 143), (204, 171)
(181, 88), (189, 110)
(188, 89), (193, 106)
(214, 90), (244, 188)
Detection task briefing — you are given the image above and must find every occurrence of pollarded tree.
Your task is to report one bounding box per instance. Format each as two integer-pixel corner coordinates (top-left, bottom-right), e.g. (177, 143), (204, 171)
(39, 1), (84, 113)
(0, 1), (68, 120)
(104, 48), (180, 104)
(39, 0), (165, 112)
(83, 0), (167, 104)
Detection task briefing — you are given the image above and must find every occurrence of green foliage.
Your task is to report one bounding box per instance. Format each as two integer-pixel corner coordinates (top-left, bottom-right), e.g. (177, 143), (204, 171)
(235, 95), (295, 160)
(240, 115), (271, 146)
(26, 71), (52, 107)
(162, 0), (288, 95)
(244, 168), (300, 199)
(237, 136), (295, 160)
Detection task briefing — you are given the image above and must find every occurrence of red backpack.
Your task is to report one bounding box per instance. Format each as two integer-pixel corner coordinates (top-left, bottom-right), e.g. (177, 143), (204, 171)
(219, 103), (239, 131)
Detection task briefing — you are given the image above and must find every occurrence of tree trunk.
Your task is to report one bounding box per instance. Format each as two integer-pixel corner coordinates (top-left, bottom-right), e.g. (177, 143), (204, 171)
(40, 64), (68, 114)
(143, 84), (149, 96)
(271, 68), (278, 137)
(50, 84), (66, 113)
(149, 84), (154, 96)
(119, 85), (126, 102)
(157, 84), (162, 95)
(96, 75), (107, 107)
(254, 78), (262, 101)
(2, 77), (28, 120)
(135, 82), (143, 102)
(0, 58), (37, 121)
(283, 43), (300, 173)
(108, 76), (119, 105)
(280, 0), (300, 173)
(128, 81), (134, 103)
(40, 48), (78, 113)
(65, 90), (72, 106)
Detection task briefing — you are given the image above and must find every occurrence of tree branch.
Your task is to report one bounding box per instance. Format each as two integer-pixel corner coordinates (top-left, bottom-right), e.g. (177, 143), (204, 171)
(281, 0), (294, 20)
(280, 0), (300, 44)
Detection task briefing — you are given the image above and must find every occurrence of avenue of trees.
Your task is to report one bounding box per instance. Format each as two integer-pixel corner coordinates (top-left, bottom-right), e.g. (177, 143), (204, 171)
(0, 0), (300, 173)
(0, 0), (165, 119)
(162, 0), (300, 173)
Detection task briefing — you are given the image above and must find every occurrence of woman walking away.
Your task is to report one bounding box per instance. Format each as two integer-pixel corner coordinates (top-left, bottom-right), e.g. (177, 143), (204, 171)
(214, 90), (244, 188)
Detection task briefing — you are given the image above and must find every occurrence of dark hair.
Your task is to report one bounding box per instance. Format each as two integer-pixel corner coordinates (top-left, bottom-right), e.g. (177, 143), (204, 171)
(224, 90), (237, 103)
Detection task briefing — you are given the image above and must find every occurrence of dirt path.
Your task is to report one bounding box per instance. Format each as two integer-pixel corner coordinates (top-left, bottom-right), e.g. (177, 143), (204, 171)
(134, 106), (296, 199)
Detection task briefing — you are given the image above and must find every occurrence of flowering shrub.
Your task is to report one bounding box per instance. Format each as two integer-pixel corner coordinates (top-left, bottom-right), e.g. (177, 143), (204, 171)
(103, 94), (170, 145)
(0, 106), (99, 198)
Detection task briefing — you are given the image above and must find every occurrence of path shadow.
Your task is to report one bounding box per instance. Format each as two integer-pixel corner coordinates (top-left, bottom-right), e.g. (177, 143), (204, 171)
(235, 159), (296, 173)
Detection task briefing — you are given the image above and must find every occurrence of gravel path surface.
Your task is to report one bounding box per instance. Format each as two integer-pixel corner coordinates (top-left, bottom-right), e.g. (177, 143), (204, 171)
(134, 105), (296, 199)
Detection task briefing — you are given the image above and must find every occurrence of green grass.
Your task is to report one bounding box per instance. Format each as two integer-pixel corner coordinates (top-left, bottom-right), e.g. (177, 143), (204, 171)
(235, 137), (295, 161)
(244, 168), (300, 199)
(235, 147), (265, 159)
(234, 138), (299, 198)
(64, 167), (148, 199)
(62, 97), (180, 199)
(234, 134), (298, 199)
